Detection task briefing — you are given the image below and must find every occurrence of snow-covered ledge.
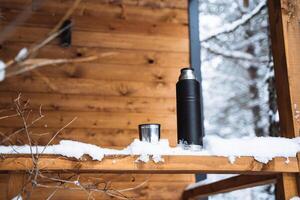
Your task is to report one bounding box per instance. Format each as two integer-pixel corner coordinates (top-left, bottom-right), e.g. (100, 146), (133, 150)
(0, 136), (300, 165)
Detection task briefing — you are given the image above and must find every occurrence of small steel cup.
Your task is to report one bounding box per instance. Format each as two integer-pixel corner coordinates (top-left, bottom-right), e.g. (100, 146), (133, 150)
(138, 124), (160, 143)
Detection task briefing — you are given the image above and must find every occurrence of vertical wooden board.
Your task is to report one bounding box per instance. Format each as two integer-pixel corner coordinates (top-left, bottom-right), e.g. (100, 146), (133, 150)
(268, 0), (300, 198)
(280, 0), (300, 136)
(268, 0), (295, 137)
(276, 173), (299, 200)
(269, 0), (300, 137)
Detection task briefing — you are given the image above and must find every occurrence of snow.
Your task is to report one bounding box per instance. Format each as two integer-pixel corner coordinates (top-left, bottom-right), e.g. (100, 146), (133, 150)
(15, 48), (28, 62)
(135, 154), (150, 163)
(1, 136), (300, 164)
(290, 197), (300, 200)
(11, 195), (22, 200)
(152, 155), (164, 163)
(0, 60), (6, 82)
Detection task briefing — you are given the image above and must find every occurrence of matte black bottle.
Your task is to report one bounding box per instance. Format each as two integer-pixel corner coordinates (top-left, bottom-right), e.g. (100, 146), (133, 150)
(176, 68), (203, 147)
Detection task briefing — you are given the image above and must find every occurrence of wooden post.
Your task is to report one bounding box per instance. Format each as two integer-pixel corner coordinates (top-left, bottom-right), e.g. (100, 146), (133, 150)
(268, 0), (300, 199)
(276, 173), (299, 200)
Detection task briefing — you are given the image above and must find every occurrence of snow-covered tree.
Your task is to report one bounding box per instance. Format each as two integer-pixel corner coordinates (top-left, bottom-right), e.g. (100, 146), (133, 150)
(200, 0), (279, 138)
(199, 0), (278, 199)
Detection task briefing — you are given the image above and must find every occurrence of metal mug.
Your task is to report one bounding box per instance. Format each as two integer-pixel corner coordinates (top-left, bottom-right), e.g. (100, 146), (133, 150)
(138, 124), (160, 143)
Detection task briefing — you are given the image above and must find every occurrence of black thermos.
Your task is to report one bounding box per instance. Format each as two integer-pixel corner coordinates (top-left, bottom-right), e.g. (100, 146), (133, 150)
(176, 68), (203, 147)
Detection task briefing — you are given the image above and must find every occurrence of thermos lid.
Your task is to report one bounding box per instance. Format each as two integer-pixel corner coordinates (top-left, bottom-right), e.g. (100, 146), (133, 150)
(179, 68), (196, 80)
(138, 123), (160, 143)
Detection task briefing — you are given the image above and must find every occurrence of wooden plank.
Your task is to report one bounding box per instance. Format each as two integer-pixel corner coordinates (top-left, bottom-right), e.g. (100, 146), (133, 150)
(0, 173), (193, 200)
(27, 182), (189, 200)
(0, 127), (178, 148)
(268, 0), (300, 198)
(0, 76), (176, 98)
(0, 174), (9, 200)
(7, 173), (25, 199)
(268, 0), (297, 138)
(21, 172), (194, 183)
(0, 11), (188, 38)
(0, 0), (188, 24)
(0, 25), (189, 52)
(33, 64), (179, 83)
(119, 0), (187, 9)
(0, 155), (298, 173)
(1, 173), (192, 200)
(268, 0), (300, 137)
(0, 92), (176, 114)
(0, 42), (189, 68)
(182, 174), (277, 200)
(0, 110), (176, 129)
(0, 0), (188, 10)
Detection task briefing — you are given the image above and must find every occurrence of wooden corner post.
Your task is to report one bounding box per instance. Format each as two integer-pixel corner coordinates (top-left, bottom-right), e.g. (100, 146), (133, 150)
(268, 0), (300, 199)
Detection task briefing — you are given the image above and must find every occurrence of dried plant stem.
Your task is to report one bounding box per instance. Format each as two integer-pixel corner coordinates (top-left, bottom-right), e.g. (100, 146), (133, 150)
(39, 116), (77, 155)
(0, 95), (145, 200)
(6, 56), (98, 77)
(48, 0), (82, 35)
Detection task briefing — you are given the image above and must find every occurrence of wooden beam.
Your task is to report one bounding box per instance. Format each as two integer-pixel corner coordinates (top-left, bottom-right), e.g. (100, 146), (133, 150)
(276, 173), (299, 200)
(181, 174), (277, 200)
(268, 0), (300, 198)
(0, 155), (298, 173)
(268, 0), (300, 138)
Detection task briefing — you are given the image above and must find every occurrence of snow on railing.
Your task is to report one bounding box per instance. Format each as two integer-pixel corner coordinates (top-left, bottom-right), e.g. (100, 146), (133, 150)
(1, 136), (299, 164)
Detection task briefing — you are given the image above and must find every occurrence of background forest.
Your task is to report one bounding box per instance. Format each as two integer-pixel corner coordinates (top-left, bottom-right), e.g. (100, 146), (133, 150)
(200, 0), (277, 199)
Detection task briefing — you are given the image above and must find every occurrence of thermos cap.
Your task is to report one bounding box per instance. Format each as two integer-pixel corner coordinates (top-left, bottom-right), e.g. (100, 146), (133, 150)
(139, 124), (160, 143)
(179, 68), (196, 80)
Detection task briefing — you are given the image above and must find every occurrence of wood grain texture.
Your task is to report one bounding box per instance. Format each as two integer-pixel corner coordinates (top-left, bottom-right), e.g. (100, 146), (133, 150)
(0, 155), (298, 173)
(0, 0), (192, 199)
(268, 0), (296, 137)
(0, 174), (9, 200)
(0, 42), (189, 68)
(0, 92), (176, 113)
(182, 175), (277, 200)
(268, 0), (300, 198)
(7, 173), (25, 199)
(0, 127), (178, 148)
(0, 25), (189, 52)
(0, 110), (176, 129)
(0, 0), (188, 24)
(0, 76), (176, 98)
(0, 11), (188, 38)
(27, 182), (189, 200)
(276, 173), (299, 200)
(0, 173), (193, 200)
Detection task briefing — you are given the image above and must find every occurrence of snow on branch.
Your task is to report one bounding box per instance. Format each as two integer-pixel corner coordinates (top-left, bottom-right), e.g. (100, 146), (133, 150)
(201, 42), (269, 63)
(201, 0), (267, 42)
(230, 32), (267, 50)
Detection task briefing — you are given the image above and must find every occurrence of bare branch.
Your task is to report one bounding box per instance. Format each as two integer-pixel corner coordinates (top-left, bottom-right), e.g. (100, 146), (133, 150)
(48, 0), (82, 35)
(201, 42), (269, 64)
(201, 0), (267, 42)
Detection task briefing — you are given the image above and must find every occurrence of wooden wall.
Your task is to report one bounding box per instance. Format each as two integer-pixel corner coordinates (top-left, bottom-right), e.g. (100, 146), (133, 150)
(0, 0), (194, 199)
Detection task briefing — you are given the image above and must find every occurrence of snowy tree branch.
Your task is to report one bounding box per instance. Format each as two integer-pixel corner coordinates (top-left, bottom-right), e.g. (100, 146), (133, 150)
(201, 0), (267, 42)
(201, 42), (269, 63)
